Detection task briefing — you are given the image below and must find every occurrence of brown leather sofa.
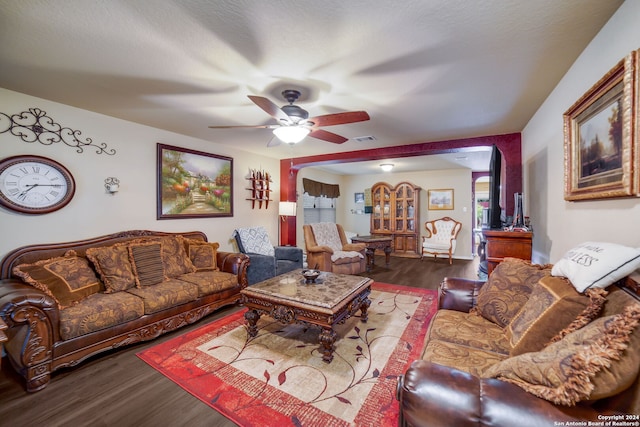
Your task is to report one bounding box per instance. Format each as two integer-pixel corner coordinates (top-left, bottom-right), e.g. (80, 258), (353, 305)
(0, 230), (249, 392)
(396, 261), (640, 427)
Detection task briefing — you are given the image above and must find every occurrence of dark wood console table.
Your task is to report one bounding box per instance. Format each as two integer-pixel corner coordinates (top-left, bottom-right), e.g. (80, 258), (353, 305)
(351, 235), (393, 272)
(482, 230), (533, 275)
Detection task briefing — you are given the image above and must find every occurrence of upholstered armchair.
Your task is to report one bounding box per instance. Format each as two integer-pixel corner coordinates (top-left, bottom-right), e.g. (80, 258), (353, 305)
(421, 217), (462, 264)
(303, 223), (366, 275)
(233, 226), (303, 285)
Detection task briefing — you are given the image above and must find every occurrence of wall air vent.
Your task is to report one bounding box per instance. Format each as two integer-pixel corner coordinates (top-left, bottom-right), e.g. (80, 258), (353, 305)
(353, 135), (377, 142)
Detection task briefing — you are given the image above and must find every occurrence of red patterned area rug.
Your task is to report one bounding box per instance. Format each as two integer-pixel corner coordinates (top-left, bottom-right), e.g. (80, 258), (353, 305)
(137, 283), (436, 426)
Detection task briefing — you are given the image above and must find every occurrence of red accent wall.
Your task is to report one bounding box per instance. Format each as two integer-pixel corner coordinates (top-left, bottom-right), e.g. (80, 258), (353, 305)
(280, 133), (521, 245)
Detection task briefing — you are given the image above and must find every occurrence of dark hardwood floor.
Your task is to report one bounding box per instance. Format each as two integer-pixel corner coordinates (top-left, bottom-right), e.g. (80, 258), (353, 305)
(362, 254), (480, 289)
(0, 255), (480, 427)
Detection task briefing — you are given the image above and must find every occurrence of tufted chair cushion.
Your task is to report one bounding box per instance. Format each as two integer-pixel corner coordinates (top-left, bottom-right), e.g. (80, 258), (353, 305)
(421, 217), (462, 264)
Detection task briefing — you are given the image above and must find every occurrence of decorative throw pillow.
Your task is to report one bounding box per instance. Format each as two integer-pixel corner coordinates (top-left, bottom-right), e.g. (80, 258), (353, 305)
(551, 242), (640, 293)
(128, 242), (166, 287)
(13, 250), (103, 309)
(484, 305), (640, 406)
(506, 276), (592, 356)
(183, 238), (219, 271)
(548, 288), (608, 344)
(473, 258), (553, 327)
(158, 235), (196, 278)
(86, 243), (137, 293)
(235, 226), (275, 256)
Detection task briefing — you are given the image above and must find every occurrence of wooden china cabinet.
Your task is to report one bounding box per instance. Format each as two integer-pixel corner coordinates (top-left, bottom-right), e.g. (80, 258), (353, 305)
(370, 181), (421, 257)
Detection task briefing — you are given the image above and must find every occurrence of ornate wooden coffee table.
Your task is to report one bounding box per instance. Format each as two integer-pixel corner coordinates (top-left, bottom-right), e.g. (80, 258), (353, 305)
(240, 269), (372, 363)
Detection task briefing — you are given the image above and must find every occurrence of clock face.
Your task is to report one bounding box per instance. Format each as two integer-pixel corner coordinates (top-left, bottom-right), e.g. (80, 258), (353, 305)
(0, 155), (75, 214)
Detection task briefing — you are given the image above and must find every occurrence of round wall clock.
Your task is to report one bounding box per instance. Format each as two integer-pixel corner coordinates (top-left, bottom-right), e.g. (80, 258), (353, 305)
(0, 155), (76, 214)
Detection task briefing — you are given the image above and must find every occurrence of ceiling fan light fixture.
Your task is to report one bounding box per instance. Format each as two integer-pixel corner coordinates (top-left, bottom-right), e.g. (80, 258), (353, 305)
(273, 126), (310, 144)
(380, 163), (394, 172)
(281, 104), (309, 123)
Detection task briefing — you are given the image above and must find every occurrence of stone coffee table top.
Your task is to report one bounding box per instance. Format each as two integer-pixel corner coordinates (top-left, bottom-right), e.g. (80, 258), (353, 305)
(241, 269), (371, 310)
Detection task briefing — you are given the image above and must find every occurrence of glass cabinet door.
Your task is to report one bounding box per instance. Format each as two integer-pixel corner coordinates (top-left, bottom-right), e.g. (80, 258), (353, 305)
(371, 184), (392, 232)
(394, 184), (417, 232)
(394, 186), (404, 232)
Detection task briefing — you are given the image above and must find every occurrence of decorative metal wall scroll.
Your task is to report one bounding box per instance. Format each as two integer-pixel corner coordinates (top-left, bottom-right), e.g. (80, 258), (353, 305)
(0, 108), (116, 155)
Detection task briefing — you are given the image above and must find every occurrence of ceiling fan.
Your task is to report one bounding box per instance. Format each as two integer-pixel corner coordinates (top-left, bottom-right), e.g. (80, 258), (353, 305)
(208, 89), (370, 145)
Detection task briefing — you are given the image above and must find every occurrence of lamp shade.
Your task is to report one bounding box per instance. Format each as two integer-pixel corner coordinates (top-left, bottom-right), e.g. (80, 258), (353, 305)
(380, 163), (394, 172)
(273, 126), (310, 144)
(279, 201), (297, 216)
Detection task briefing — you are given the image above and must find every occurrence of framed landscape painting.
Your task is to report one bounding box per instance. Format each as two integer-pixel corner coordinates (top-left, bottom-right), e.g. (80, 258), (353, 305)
(157, 143), (233, 219)
(563, 50), (638, 201)
(428, 189), (454, 210)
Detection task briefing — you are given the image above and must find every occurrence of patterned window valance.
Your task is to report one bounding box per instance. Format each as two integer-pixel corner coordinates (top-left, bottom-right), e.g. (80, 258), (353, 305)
(302, 178), (340, 198)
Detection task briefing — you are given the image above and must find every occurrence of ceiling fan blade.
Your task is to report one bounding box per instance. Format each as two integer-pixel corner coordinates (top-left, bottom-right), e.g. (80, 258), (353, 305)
(307, 111), (370, 128)
(208, 124), (278, 129)
(309, 129), (348, 144)
(248, 95), (291, 123)
(266, 135), (281, 147)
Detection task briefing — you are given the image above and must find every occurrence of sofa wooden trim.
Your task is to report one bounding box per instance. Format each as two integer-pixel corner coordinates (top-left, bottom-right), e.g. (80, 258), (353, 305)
(0, 230), (250, 392)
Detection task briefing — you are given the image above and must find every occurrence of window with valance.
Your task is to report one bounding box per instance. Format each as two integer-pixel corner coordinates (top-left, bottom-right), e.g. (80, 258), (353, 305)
(302, 178), (340, 198)
(302, 178), (340, 224)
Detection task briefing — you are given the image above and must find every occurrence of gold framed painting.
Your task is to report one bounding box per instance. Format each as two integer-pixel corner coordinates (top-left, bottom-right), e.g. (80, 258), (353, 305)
(428, 189), (454, 210)
(563, 50), (638, 201)
(157, 143), (233, 219)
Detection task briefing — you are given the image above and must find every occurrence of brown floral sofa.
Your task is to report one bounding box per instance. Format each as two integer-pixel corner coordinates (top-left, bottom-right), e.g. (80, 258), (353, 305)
(397, 257), (640, 427)
(0, 230), (249, 392)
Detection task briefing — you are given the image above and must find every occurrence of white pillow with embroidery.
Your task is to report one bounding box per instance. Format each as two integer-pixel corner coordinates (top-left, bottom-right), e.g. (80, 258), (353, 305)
(235, 227), (275, 257)
(551, 242), (640, 293)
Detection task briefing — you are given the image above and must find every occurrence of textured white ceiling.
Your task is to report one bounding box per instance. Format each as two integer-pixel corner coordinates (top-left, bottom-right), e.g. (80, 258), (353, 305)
(0, 0), (623, 173)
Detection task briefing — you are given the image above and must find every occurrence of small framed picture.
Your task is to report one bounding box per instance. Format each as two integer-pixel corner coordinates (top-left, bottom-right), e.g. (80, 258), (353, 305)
(354, 192), (365, 203)
(428, 189), (454, 210)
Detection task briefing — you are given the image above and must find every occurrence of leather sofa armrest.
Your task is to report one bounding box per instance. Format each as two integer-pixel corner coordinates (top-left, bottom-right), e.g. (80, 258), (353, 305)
(439, 277), (486, 312)
(0, 278), (59, 391)
(0, 279), (59, 335)
(274, 246), (303, 262)
(216, 251), (250, 288)
(397, 360), (605, 427)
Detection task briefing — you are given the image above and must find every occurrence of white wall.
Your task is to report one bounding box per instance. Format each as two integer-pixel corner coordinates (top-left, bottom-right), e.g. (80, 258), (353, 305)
(0, 88), (280, 259)
(522, 0), (640, 263)
(297, 167), (474, 259)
